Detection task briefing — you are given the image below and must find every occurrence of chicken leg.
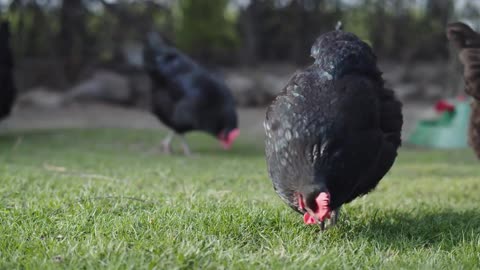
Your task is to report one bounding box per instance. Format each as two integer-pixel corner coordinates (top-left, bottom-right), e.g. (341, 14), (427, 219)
(329, 207), (341, 227)
(162, 131), (174, 154)
(179, 135), (192, 156)
(161, 131), (192, 156)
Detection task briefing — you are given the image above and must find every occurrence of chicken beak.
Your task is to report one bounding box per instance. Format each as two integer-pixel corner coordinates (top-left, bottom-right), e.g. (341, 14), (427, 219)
(304, 207), (326, 231)
(303, 192), (331, 230)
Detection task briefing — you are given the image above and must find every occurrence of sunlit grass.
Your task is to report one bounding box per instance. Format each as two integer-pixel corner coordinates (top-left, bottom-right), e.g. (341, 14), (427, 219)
(1, 129), (479, 269)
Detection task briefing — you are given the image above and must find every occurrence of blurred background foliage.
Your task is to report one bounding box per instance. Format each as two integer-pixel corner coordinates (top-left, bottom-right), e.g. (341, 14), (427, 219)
(0, 0), (479, 88)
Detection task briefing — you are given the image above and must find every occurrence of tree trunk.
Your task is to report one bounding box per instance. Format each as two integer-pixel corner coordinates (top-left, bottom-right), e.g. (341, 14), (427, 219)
(59, 0), (87, 83)
(238, 4), (258, 66)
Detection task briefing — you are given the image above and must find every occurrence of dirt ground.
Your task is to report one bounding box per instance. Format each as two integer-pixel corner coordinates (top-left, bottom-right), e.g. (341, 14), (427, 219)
(1, 102), (429, 141)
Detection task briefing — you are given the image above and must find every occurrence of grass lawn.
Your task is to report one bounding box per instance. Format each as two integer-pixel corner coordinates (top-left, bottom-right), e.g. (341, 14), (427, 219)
(1, 129), (479, 269)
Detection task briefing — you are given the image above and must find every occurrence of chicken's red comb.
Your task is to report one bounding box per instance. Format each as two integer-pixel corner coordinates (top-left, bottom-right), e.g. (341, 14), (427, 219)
(315, 192), (331, 219)
(220, 128), (240, 150)
(303, 192), (331, 225)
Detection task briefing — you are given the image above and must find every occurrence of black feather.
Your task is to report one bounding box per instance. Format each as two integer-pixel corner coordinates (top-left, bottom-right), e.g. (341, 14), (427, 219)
(0, 21), (16, 121)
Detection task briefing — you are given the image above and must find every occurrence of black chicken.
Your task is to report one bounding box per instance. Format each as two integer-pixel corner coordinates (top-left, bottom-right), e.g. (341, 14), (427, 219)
(143, 33), (239, 155)
(0, 21), (16, 122)
(447, 22), (480, 158)
(264, 28), (403, 229)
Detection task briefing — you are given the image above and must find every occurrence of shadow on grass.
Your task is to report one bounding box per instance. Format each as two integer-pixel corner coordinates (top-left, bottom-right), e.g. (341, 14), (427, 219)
(0, 129), (264, 157)
(0, 134), (19, 146)
(348, 209), (480, 248)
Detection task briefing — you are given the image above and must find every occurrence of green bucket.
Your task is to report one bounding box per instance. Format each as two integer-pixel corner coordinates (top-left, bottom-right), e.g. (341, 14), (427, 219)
(407, 101), (471, 149)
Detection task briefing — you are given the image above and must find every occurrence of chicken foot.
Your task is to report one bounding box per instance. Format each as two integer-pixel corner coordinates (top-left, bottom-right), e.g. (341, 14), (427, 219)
(161, 131), (192, 156)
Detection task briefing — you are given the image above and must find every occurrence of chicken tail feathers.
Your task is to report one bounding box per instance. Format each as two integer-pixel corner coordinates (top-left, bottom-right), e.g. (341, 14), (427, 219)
(143, 32), (169, 72)
(335, 21), (343, 31)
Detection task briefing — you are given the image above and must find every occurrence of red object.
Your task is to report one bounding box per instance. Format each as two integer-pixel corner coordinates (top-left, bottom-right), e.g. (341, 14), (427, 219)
(303, 212), (316, 224)
(434, 100), (455, 113)
(219, 128), (240, 150)
(303, 192), (331, 225)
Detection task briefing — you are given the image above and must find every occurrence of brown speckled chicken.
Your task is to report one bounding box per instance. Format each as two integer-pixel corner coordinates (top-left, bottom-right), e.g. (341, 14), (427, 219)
(264, 28), (403, 229)
(447, 22), (480, 158)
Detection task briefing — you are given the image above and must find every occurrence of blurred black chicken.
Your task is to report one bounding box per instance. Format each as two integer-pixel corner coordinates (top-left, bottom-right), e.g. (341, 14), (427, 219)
(447, 22), (480, 158)
(143, 33), (239, 155)
(0, 21), (16, 122)
(265, 26), (403, 229)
